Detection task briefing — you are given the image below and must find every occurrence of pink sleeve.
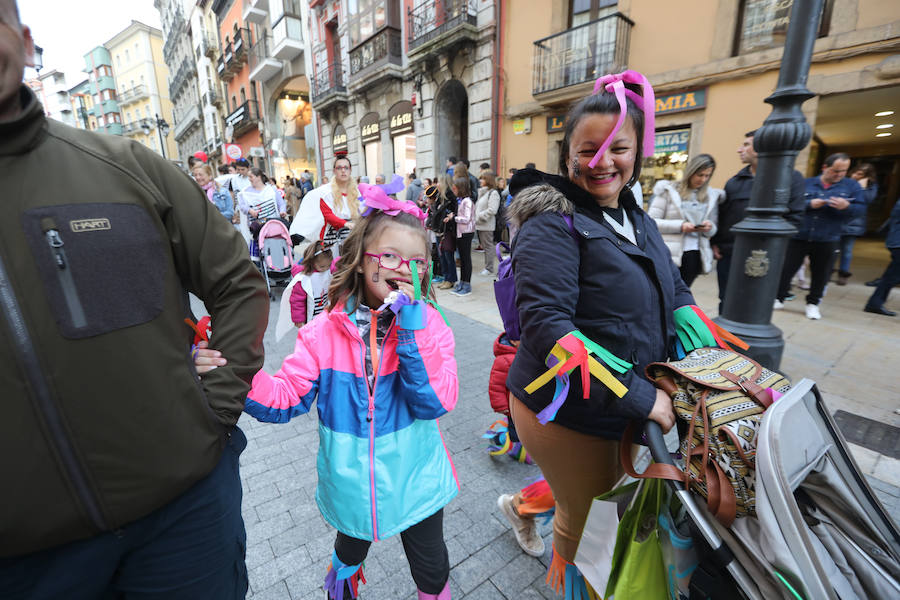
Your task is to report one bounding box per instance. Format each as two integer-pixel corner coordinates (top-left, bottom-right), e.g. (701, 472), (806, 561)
(245, 325), (320, 422)
(290, 281), (308, 324)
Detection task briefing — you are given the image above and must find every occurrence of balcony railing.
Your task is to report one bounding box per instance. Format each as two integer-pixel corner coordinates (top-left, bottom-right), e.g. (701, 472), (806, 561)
(271, 15), (303, 60)
(232, 27), (251, 60)
(174, 104), (201, 142)
(225, 99), (260, 137)
(203, 31), (218, 58)
(349, 27), (402, 77)
(532, 13), (633, 97)
(310, 63), (347, 106)
(119, 84), (149, 105)
(408, 0), (477, 53)
(204, 88), (222, 107)
(249, 34), (282, 82)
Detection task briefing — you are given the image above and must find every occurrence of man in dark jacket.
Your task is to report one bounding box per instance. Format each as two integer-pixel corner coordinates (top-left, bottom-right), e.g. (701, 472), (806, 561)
(712, 129), (806, 312)
(0, 4), (268, 597)
(775, 153), (862, 320)
(864, 198), (900, 316)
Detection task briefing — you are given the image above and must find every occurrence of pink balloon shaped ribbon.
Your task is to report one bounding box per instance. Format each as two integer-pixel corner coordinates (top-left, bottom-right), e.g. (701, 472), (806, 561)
(358, 182), (426, 224)
(587, 70), (656, 169)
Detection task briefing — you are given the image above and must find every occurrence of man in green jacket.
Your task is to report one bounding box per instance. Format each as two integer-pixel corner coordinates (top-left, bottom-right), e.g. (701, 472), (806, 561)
(0, 3), (269, 597)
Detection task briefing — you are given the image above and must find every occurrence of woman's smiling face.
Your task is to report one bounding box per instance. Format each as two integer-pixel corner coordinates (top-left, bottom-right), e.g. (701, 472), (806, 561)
(566, 113), (637, 208)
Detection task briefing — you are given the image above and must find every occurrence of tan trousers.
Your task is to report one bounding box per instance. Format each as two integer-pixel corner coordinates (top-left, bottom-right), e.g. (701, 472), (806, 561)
(510, 395), (626, 562)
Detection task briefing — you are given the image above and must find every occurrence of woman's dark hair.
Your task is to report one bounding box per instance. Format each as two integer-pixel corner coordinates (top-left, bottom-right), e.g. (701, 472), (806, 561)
(249, 167), (268, 183)
(852, 162), (876, 180)
(452, 176), (471, 199)
(557, 87), (646, 188)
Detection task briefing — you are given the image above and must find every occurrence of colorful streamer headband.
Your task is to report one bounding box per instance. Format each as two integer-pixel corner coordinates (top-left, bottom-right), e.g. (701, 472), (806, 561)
(587, 70), (656, 169)
(358, 181), (426, 224)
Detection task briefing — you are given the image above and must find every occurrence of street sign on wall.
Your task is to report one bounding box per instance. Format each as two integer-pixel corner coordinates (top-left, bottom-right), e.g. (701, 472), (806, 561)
(360, 112), (380, 144)
(655, 89), (707, 115)
(333, 124), (348, 155)
(388, 101), (414, 136)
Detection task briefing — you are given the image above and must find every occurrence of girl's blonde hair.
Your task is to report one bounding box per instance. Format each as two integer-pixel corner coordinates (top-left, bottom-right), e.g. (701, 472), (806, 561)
(328, 211), (434, 309)
(330, 157), (359, 220)
(192, 163), (219, 189)
(675, 153), (716, 204)
(479, 169), (497, 190)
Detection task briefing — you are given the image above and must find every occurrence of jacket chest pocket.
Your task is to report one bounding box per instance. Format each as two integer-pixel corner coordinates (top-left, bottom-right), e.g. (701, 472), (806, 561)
(22, 203), (167, 339)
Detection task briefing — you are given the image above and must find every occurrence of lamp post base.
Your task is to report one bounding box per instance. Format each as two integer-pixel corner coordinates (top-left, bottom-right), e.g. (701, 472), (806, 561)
(713, 316), (785, 370)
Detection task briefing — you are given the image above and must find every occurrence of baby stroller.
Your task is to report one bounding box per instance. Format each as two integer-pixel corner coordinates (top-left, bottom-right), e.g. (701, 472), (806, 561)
(643, 378), (900, 599)
(257, 219), (293, 301)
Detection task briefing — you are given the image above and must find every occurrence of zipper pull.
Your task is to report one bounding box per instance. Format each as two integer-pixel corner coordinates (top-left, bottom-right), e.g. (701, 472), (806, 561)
(45, 229), (66, 269)
(366, 406), (374, 422)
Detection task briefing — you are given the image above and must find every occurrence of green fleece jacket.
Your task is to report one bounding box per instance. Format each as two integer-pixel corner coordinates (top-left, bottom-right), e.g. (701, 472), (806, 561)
(0, 86), (268, 557)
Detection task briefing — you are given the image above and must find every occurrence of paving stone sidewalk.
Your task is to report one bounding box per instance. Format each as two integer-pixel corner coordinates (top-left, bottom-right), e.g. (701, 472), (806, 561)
(240, 297), (900, 599)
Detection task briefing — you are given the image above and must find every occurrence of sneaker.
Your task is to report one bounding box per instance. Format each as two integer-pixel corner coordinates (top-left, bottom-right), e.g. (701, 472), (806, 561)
(479, 269), (492, 277)
(451, 282), (472, 296)
(784, 293), (796, 302)
(431, 276), (445, 284)
(437, 280), (455, 290)
(497, 494), (545, 557)
(773, 299), (785, 310)
(799, 282), (811, 290)
(805, 304), (821, 320)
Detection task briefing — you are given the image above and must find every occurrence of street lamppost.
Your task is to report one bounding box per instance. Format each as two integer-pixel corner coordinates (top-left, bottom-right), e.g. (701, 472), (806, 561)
(142, 113), (170, 159)
(715, 0), (826, 369)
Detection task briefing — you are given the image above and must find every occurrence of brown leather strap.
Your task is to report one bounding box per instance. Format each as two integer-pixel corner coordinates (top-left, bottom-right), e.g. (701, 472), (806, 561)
(719, 370), (772, 408)
(710, 460), (737, 527)
(619, 420), (685, 482)
(655, 375), (679, 397)
(720, 427), (755, 468)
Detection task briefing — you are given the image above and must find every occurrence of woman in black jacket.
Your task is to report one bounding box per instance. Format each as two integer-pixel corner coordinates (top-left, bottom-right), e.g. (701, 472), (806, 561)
(501, 72), (694, 597)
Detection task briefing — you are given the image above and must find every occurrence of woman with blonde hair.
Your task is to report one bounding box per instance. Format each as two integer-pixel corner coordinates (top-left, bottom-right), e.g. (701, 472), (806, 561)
(648, 153), (722, 286)
(192, 163), (234, 221)
(291, 155), (360, 252)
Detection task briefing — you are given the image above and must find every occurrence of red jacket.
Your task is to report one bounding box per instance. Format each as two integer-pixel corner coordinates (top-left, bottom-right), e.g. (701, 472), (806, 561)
(489, 333), (518, 415)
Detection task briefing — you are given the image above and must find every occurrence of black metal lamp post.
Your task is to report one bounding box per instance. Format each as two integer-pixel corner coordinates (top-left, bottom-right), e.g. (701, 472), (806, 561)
(715, 0), (825, 369)
(142, 113), (170, 159)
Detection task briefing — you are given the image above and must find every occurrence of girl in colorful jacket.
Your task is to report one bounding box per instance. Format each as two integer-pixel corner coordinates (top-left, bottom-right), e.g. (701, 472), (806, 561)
(243, 184), (459, 600)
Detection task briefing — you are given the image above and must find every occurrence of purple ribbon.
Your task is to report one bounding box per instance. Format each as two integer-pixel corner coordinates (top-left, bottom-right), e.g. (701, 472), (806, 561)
(587, 70), (656, 169)
(358, 182), (426, 223)
(535, 353), (571, 425)
(377, 292), (414, 315)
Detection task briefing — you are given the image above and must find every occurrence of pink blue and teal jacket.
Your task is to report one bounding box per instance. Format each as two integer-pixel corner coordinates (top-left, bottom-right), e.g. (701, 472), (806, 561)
(245, 299), (459, 541)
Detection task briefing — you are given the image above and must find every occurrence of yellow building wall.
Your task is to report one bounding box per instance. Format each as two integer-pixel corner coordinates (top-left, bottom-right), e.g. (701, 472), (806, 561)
(625, 0), (717, 76)
(148, 35), (178, 159)
(498, 0), (554, 174)
(855, 0), (900, 30)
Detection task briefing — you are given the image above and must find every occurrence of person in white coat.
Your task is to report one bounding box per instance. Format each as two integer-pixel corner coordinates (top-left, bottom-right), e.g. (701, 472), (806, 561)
(648, 153), (721, 287)
(475, 169), (501, 275)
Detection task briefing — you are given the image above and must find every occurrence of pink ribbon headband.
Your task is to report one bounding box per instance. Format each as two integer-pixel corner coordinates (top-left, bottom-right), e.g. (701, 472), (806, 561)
(587, 70), (656, 169)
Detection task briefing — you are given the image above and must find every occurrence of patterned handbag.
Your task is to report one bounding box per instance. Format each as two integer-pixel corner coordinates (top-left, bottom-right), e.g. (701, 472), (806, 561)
(624, 348), (791, 527)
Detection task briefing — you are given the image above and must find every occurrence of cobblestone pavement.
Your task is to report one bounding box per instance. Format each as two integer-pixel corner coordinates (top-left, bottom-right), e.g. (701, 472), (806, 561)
(239, 293), (900, 599)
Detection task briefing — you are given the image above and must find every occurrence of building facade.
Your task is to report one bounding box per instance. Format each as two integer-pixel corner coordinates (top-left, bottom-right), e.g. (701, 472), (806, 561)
(213, 0), (266, 168)
(191, 0), (230, 164)
(27, 70), (76, 127)
(106, 21), (178, 160)
(246, 0), (318, 183)
(499, 0), (900, 227)
(83, 46), (124, 136)
(68, 79), (96, 131)
(309, 0), (498, 183)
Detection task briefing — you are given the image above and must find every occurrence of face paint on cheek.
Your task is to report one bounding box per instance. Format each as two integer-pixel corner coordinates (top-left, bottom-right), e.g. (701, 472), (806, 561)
(572, 157), (581, 178)
(371, 272), (379, 282)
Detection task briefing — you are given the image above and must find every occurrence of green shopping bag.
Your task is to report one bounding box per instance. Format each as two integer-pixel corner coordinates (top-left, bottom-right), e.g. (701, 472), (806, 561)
(604, 477), (668, 600)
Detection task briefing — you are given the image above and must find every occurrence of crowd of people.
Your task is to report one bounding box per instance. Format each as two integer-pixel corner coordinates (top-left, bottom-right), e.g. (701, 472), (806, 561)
(4, 3), (900, 598)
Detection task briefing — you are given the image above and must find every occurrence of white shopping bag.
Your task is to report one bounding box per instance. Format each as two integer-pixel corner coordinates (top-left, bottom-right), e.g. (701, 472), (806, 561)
(574, 480), (639, 593)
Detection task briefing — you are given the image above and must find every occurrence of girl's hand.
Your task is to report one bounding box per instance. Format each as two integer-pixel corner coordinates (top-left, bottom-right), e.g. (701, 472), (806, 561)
(681, 222), (696, 233)
(394, 281), (416, 300)
(648, 388), (675, 433)
(294, 322), (304, 328)
(193, 341), (227, 374)
(249, 208), (259, 218)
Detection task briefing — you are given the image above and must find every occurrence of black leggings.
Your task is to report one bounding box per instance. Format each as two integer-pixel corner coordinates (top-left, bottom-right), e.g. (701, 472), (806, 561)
(679, 250), (702, 287)
(333, 509), (448, 595)
(457, 232), (474, 283)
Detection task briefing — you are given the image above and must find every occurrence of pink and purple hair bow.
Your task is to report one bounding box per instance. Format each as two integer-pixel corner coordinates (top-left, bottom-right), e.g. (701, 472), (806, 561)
(587, 70), (656, 169)
(358, 175), (426, 224)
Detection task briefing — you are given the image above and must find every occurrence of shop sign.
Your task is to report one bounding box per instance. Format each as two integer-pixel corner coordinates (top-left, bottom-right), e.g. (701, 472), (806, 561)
(360, 112), (380, 144)
(655, 129), (690, 154)
(512, 117), (532, 135)
(224, 143), (242, 161)
(332, 124), (348, 154)
(388, 101), (414, 136)
(547, 115), (565, 133)
(655, 89), (706, 115)
(249, 146), (265, 157)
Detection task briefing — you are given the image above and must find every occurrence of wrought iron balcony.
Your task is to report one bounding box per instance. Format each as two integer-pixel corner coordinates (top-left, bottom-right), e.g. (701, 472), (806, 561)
(532, 12), (633, 99)
(203, 31), (218, 58)
(310, 63), (348, 110)
(249, 35), (282, 82)
(407, 0), (477, 57)
(349, 27), (402, 80)
(204, 88), (222, 107)
(232, 27), (251, 61)
(225, 98), (260, 138)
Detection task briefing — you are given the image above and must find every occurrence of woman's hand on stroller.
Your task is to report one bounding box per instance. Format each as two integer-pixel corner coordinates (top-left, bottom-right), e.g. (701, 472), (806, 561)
(193, 341), (227, 374)
(648, 388), (675, 433)
(249, 208), (259, 218)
